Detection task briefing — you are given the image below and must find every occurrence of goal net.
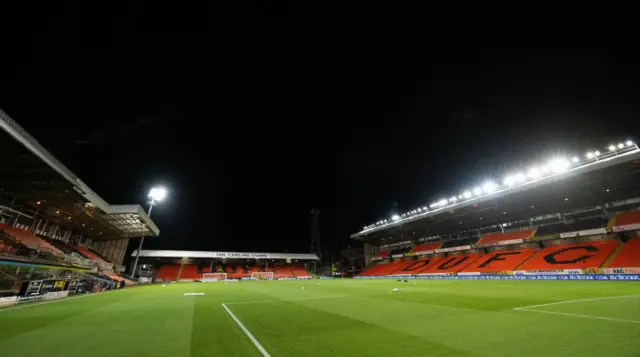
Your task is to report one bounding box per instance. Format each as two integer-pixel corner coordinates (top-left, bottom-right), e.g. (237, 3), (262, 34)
(202, 273), (227, 282)
(251, 272), (274, 280)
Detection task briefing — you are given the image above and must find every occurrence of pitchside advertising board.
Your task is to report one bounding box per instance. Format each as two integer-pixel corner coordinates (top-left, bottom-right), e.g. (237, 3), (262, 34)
(357, 274), (640, 281)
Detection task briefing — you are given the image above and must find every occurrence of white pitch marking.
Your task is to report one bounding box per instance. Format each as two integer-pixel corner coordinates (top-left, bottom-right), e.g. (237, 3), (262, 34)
(513, 293), (640, 310)
(516, 308), (640, 324)
(222, 303), (271, 357)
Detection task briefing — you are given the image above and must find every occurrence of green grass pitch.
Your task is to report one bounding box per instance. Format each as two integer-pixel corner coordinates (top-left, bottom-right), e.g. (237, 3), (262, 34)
(1, 279), (640, 357)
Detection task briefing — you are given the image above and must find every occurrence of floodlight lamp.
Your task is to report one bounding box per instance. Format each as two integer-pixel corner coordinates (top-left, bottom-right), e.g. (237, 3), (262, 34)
(391, 214), (400, 221)
(503, 176), (515, 186)
(626, 140), (633, 146)
(438, 199), (448, 206)
(572, 156), (579, 163)
(148, 187), (168, 203)
(594, 150), (601, 156)
(449, 197), (457, 202)
(514, 173), (526, 183)
(609, 145), (616, 152)
(618, 143), (624, 149)
(548, 158), (570, 173)
(422, 206), (428, 211)
(527, 167), (541, 179)
(482, 181), (498, 193)
(417, 208), (422, 212)
(473, 187), (483, 196)
(463, 191), (472, 199)
(586, 152), (594, 159)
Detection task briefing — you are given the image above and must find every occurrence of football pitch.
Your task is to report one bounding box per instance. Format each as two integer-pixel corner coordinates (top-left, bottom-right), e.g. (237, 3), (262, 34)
(1, 279), (640, 357)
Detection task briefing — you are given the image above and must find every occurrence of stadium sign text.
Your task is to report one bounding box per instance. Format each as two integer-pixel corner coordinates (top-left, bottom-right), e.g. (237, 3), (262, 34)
(356, 274), (640, 281)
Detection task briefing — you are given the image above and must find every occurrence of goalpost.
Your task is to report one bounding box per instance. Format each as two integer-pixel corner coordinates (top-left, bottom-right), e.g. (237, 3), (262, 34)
(202, 273), (227, 282)
(251, 272), (274, 280)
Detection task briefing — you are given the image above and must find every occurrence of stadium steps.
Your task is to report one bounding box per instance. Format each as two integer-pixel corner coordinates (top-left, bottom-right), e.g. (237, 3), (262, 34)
(177, 263), (185, 280)
(606, 238), (640, 267)
(512, 249), (539, 270)
(286, 266), (295, 277)
(602, 240), (626, 268)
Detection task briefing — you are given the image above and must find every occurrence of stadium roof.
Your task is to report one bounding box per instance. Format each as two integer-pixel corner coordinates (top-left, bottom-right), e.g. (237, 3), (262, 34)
(352, 144), (640, 244)
(132, 250), (320, 260)
(0, 108), (159, 240)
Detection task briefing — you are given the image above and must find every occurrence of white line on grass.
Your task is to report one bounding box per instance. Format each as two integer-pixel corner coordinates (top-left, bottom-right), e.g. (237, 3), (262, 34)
(513, 293), (640, 310)
(222, 303), (271, 357)
(516, 309), (640, 324)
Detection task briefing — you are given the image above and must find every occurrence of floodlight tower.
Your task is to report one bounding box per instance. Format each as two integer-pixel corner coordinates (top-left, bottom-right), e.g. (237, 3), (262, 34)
(130, 186), (167, 278)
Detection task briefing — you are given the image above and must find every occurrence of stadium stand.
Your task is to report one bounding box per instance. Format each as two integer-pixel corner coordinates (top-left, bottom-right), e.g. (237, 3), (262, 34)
(393, 257), (443, 275)
(359, 261), (408, 276)
(439, 237), (478, 249)
(180, 265), (200, 280)
(609, 211), (640, 231)
(375, 250), (390, 259)
(155, 264), (181, 281)
(461, 248), (539, 272)
(606, 238), (640, 268)
(288, 265), (310, 278)
(535, 217), (607, 237)
(477, 229), (535, 245)
(389, 247), (411, 256)
(418, 253), (482, 274)
(0, 225), (64, 256)
(409, 241), (441, 253)
(270, 265), (293, 279)
(518, 240), (619, 270)
(75, 246), (103, 261)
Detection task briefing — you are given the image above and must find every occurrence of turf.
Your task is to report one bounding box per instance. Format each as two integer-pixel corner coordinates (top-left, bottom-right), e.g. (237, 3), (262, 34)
(1, 279), (640, 357)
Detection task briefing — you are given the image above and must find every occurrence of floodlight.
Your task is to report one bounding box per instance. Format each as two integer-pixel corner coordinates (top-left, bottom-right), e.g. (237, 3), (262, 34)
(609, 145), (616, 152)
(149, 187), (168, 203)
(438, 199), (448, 206)
(463, 191), (472, 199)
(594, 150), (601, 156)
(514, 173), (526, 183)
(458, 195), (463, 200)
(503, 176), (515, 186)
(527, 167), (541, 179)
(417, 208), (422, 212)
(618, 143), (624, 149)
(422, 206), (428, 211)
(572, 156), (579, 163)
(586, 152), (594, 159)
(626, 140), (633, 146)
(473, 187), (483, 196)
(449, 197), (457, 202)
(548, 158), (570, 173)
(482, 181), (498, 193)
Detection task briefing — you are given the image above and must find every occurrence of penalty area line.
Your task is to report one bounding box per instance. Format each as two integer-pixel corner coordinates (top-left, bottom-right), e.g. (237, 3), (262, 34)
(515, 308), (640, 324)
(222, 303), (271, 357)
(513, 293), (640, 310)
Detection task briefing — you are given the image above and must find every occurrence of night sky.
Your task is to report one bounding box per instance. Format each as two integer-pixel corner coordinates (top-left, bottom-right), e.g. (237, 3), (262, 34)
(1, 8), (639, 258)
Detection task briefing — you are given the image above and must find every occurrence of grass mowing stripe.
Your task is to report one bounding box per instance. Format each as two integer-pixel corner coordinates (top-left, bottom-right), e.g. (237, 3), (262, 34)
(0, 291), (117, 313)
(222, 303), (271, 357)
(512, 293), (640, 310)
(223, 292), (388, 305)
(516, 308), (640, 324)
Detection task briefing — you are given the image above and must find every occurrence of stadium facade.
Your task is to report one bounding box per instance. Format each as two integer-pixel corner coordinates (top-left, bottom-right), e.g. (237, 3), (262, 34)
(352, 140), (640, 280)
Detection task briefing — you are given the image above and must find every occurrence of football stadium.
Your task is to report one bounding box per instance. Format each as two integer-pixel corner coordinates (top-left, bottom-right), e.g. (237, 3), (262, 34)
(1, 107), (640, 357)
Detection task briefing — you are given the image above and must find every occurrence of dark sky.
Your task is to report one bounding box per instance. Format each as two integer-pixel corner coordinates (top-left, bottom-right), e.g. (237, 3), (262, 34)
(1, 8), (638, 257)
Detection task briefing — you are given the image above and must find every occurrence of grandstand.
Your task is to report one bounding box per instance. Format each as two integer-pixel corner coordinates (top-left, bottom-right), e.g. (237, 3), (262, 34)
(353, 139), (640, 279)
(0, 108), (159, 297)
(131, 249), (318, 281)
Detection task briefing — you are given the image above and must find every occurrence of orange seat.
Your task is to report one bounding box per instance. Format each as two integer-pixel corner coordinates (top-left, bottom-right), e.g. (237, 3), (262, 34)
(608, 238), (640, 267)
(289, 265), (309, 277)
(375, 250), (390, 259)
(0, 225), (64, 256)
(409, 241), (441, 253)
(156, 264), (181, 281)
(518, 240), (619, 270)
(462, 249), (539, 272)
(180, 265), (200, 280)
(609, 211), (640, 229)
(395, 257), (444, 274)
(477, 229), (535, 245)
(419, 254), (482, 274)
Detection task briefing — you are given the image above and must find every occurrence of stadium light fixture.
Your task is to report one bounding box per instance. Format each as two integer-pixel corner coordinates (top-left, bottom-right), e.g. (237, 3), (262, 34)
(473, 187), (482, 196)
(548, 158), (570, 173)
(572, 156), (579, 163)
(608, 145), (616, 152)
(626, 140), (633, 147)
(527, 167), (541, 179)
(586, 152), (594, 159)
(618, 143), (625, 149)
(463, 191), (472, 199)
(482, 181), (498, 193)
(132, 186), (168, 279)
(391, 214), (400, 221)
(503, 175), (515, 186)
(449, 196), (457, 202)
(594, 150), (601, 156)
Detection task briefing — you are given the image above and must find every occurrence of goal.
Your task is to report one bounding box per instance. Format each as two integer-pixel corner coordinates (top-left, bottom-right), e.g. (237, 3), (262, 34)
(202, 273), (227, 282)
(251, 272), (274, 280)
